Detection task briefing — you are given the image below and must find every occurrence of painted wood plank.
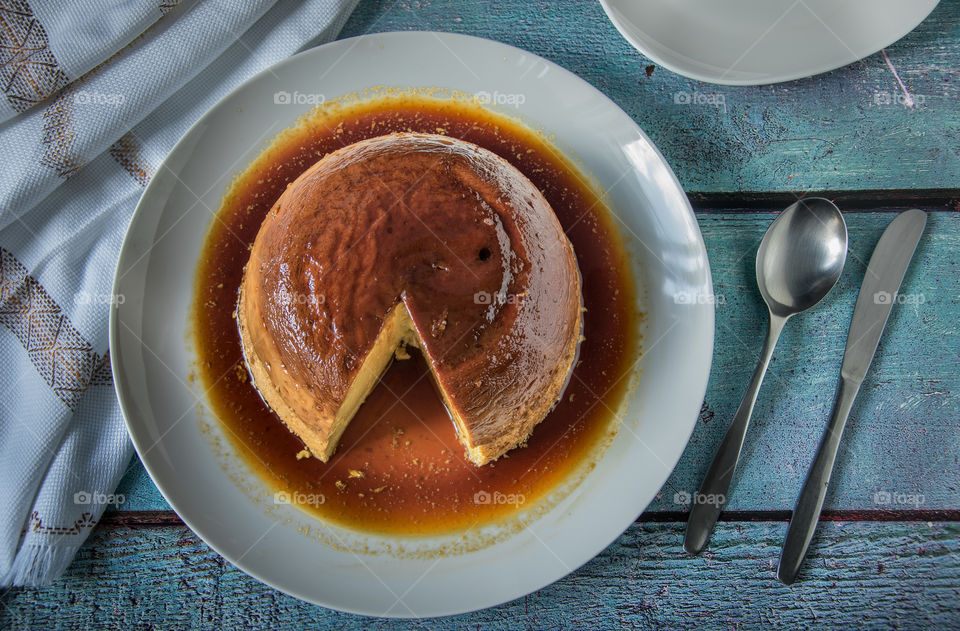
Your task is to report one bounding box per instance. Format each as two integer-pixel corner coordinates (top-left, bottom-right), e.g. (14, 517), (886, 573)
(2, 520), (958, 628)
(655, 208), (960, 512)
(337, 0), (960, 194)
(111, 209), (960, 512)
(690, 190), (960, 211)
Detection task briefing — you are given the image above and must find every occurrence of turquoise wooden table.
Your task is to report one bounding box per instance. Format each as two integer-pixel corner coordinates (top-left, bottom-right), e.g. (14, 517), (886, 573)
(4, 1), (959, 628)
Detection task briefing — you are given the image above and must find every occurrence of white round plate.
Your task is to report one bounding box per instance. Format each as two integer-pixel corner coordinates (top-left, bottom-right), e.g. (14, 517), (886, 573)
(110, 31), (713, 617)
(599, 0), (939, 85)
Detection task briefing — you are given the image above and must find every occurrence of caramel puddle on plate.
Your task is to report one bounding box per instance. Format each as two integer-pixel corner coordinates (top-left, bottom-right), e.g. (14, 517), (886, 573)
(191, 88), (643, 555)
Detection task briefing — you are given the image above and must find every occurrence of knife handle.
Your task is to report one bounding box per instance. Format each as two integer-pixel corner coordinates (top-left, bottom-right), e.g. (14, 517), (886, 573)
(778, 377), (861, 584)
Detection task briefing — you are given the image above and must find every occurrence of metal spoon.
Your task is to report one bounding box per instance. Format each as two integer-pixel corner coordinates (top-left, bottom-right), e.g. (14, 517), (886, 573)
(684, 198), (847, 555)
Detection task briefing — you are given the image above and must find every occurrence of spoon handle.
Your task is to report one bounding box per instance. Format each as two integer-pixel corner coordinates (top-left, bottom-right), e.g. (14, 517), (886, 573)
(777, 378), (858, 584)
(684, 312), (787, 555)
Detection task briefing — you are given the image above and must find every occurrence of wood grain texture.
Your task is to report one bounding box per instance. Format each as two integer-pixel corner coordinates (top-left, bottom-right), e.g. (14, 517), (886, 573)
(2, 520), (958, 628)
(337, 0), (960, 195)
(111, 208), (960, 512)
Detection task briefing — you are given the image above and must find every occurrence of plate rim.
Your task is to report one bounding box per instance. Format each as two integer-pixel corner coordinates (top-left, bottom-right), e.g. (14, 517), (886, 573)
(109, 29), (715, 617)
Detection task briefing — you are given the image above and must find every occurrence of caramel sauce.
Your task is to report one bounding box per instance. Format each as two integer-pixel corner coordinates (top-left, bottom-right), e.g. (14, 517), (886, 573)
(193, 94), (639, 535)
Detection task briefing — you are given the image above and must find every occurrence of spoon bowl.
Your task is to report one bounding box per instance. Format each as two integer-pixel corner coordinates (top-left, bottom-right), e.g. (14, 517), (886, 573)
(758, 199), (848, 318)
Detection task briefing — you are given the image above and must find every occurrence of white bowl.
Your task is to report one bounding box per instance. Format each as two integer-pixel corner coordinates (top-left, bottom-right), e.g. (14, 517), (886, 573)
(600, 0), (939, 85)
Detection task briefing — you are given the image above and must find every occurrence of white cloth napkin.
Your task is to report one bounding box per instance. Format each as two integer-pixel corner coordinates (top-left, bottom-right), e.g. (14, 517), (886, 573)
(0, 0), (358, 586)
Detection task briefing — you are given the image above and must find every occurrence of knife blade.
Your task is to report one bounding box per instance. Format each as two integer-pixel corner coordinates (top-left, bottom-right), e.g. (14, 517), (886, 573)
(777, 208), (927, 585)
(840, 209), (928, 383)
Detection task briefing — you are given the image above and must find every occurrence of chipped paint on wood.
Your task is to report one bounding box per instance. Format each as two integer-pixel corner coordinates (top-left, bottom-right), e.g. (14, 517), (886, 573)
(2, 522), (959, 627)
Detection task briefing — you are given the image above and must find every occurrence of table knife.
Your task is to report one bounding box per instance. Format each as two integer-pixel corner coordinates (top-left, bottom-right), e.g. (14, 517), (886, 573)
(777, 208), (927, 585)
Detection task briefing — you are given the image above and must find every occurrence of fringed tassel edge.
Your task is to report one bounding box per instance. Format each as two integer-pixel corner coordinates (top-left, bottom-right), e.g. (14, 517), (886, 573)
(1, 543), (80, 587)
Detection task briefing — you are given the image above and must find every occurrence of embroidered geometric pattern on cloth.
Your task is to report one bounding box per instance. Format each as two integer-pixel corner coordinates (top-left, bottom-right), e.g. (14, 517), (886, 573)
(0, 247), (113, 410)
(0, 0), (70, 113)
(40, 89), (83, 178)
(26, 510), (97, 537)
(109, 132), (155, 186)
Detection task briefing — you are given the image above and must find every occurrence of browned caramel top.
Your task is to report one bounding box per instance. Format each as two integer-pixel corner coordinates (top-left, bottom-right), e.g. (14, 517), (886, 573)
(242, 132), (581, 450)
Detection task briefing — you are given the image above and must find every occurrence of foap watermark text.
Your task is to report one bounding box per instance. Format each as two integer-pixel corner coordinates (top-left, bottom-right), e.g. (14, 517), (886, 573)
(74, 491), (125, 507)
(874, 291), (925, 306)
(474, 490), (525, 506)
(274, 490), (325, 506)
(874, 489), (925, 508)
(73, 90), (124, 107)
(274, 91), (325, 106)
(674, 291), (725, 306)
(673, 90), (726, 113)
(674, 490), (725, 508)
(475, 90), (526, 108)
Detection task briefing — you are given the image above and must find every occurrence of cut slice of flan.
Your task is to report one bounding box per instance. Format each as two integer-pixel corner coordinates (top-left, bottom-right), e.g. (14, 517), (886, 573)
(237, 132), (582, 466)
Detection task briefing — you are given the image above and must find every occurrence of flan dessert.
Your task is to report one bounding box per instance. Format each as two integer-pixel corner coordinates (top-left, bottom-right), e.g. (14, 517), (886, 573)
(237, 132), (582, 466)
